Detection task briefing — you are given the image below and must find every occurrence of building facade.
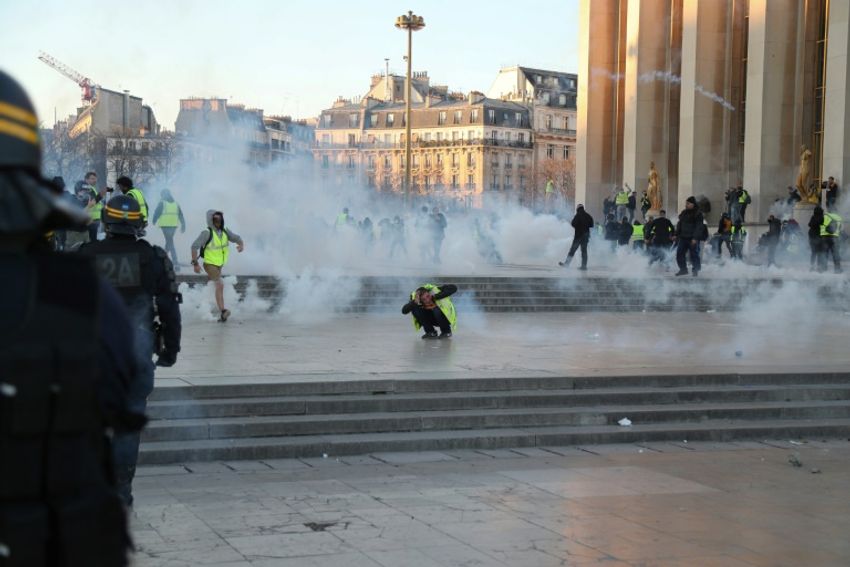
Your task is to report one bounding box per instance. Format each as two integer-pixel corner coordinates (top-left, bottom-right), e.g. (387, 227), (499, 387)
(314, 74), (534, 206)
(489, 66), (578, 200)
(576, 0), (850, 222)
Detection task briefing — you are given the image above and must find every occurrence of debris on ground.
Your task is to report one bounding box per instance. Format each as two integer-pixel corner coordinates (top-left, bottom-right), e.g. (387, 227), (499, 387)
(788, 453), (803, 467)
(810, 468), (822, 474)
(618, 417), (632, 427)
(789, 440), (806, 445)
(735, 350), (743, 357)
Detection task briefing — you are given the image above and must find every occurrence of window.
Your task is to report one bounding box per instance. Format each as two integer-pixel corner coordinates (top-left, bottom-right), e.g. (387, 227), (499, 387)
(436, 131), (443, 141)
(369, 114), (377, 127)
(383, 155), (391, 168)
(491, 154), (499, 168)
(321, 155), (329, 168)
(452, 131), (459, 141)
(547, 144), (555, 159)
(564, 116), (570, 129)
(321, 134), (330, 145)
(490, 174), (498, 189)
(491, 130), (497, 142)
(368, 155), (376, 169)
(503, 112), (509, 122)
(400, 155), (406, 169)
(468, 130), (475, 141)
(322, 114), (331, 127)
(519, 154), (526, 166)
(383, 175), (391, 189)
(467, 174), (474, 187)
(425, 175), (431, 188)
(347, 133), (356, 147)
(453, 110), (462, 124)
(451, 174), (459, 189)
(436, 153), (443, 165)
(128, 141), (137, 151)
(505, 154), (512, 168)
(545, 115), (553, 129)
(349, 113), (358, 127)
(515, 112), (521, 124)
(467, 153), (475, 166)
(347, 155), (355, 169)
(505, 175), (512, 189)
(559, 94), (567, 106)
(384, 133), (391, 145)
(487, 109), (495, 123)
(452, 153), (460, 167)
(542, 92), (550, 103)
(518, 132), (525, 144)
(471, 109), (479, 122)
(438, 111), (447, 125)
(387, 113), (395, 126)
(563, 146), (570, 160)
(412, 154), (420, 168)
(425, 154), (432, 167)
(520, 174), (526, 189)
(504, 132), (512, 142)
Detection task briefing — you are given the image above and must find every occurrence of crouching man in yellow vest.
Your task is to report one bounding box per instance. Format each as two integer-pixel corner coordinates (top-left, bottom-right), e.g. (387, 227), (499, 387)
(190, 210), (245, 322)
(401, 284), (457, 339)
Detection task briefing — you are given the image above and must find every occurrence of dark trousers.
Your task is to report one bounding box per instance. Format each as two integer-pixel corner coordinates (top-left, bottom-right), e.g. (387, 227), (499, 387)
(818, 237), (841, 271)
(676, 239), (701, 273)
(113, 327), (155, 507)
(161, 226), (178, 264)
(433, 237), (444, 264)
(766, 238), (779, 266)
(712, 234), (732, 257)
(648, 243), (670, 265)
(411, 305), (451, 334)
(564, 233), (589, 267)
(87, 221), (100, 243)
(810, 236), (822, 268)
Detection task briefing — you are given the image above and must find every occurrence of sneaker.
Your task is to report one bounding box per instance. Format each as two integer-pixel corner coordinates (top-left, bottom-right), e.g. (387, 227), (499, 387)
(219, 309), (231, 322)
(578, 266), (588, 271)
(421, 332), (438, 339)
(439, 332), (452, 339)
(558, 261), (568, 267)
(692, 270), (699, 277)
(674, 269), (688, 276)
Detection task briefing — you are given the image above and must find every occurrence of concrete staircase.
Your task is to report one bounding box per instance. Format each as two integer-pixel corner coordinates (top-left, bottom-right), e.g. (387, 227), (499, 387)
(139, 372), (850, 464)
(176, 275), (850, 313)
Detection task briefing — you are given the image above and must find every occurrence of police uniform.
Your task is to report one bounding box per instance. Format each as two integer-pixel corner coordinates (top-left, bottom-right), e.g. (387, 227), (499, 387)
(79, 196), (182, 506)
(0, 70), (137, 566)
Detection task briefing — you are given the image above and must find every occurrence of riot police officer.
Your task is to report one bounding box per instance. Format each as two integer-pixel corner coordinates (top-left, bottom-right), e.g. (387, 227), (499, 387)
(79, 194), (182, 506)
(0, 71), (139, 566)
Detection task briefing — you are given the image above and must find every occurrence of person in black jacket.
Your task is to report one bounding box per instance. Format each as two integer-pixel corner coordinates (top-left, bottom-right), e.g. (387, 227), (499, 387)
(617, 217), (633, 246)
(603, 213), (619, 251)
(808, 206), (825, 270)
(764, 214), (782, 267)
(646, 210), (675, 265)
(559, 204), (594, 270)
(675, 196), (706, 276)
(402, 284), (457, 339)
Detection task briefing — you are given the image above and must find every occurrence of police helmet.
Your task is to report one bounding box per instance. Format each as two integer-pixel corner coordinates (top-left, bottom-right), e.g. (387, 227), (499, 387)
(102, 195), (143, 236)
(0, 71), (88, 233)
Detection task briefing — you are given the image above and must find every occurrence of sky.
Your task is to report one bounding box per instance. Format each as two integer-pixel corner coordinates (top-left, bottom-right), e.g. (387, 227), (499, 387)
(1, 0), (579, 130)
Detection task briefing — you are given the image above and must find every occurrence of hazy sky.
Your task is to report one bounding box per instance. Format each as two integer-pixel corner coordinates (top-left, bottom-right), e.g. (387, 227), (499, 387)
(1, 0), (579, 130)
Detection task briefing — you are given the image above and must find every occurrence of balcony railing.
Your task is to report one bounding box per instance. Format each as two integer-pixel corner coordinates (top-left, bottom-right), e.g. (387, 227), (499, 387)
(314, 138), (534, 150)
(541, 127), (577, 137)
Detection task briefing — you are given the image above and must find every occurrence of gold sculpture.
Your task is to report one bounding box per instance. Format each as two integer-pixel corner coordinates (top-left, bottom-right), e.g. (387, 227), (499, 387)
(795, 145), (818, 204)
(647, 161), (662, 211)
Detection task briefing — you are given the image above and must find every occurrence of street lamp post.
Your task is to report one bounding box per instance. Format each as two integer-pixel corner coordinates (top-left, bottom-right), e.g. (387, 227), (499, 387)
(395, 10), (425, 206)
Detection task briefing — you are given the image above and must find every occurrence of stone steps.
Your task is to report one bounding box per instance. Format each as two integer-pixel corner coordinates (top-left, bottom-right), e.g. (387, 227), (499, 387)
(142, 400), (850, 443)
(175, 275), (850, 313)
(138, 418), (850, 464)
(140, 373), (850, 464)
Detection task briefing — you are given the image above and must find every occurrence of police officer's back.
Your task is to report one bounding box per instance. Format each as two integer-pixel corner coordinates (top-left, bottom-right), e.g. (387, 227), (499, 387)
(79, 195), (182, 506)
(0, 71), (136, 566)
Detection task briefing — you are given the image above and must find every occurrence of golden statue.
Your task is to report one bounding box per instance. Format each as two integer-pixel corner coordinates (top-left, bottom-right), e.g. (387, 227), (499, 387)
(647, 161), (662, 211)
(796, 145), (816, 203)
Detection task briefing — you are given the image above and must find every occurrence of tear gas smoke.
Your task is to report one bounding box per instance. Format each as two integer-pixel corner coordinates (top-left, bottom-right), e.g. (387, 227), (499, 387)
(592, 68), (736, 111)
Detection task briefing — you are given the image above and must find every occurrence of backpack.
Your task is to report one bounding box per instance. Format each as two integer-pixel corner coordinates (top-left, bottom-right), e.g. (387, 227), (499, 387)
(198, 228), (214, 258)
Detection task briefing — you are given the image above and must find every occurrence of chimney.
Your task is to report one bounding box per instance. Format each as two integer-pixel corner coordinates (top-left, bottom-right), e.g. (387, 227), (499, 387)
(468, 91), (485, 105)
(122, 90), (130, 132)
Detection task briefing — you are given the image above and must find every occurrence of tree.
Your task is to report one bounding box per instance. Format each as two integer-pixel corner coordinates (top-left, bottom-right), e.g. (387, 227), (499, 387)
(533, 157), (576, 211)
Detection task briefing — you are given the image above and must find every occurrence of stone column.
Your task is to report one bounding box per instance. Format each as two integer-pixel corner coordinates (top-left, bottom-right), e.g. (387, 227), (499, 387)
(742, 0), (800, 222)
(823, 1), (850, 189)
(678, 0), (736, 219)
(620, 0), (678, 217)
(576, 0), (621, 218)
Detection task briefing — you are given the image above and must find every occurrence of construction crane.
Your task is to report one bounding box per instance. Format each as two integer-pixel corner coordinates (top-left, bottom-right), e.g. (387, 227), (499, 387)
(37, 51), (98, 104)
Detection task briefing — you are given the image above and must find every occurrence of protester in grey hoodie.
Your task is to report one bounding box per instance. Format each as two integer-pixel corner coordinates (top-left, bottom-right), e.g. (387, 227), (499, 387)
(190, 210), (244, 322)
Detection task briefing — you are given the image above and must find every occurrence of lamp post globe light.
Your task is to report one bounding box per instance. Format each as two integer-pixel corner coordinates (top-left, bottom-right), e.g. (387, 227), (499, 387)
(395, 10), (425, 205)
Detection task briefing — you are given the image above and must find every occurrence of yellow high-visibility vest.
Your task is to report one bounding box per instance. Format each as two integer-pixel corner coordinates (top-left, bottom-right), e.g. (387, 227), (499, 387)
(157, 201), (180, 228)
(203, 229), (229, 267)
(126, 188), (148, 221)
(409, 284), (457, 331)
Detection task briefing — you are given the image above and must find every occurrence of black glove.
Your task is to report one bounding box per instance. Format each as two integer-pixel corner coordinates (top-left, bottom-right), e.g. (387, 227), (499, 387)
(156, 351), (177, 367)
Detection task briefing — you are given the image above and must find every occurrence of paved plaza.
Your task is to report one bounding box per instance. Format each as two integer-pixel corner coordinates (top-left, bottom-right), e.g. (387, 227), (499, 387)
(132, 440), (850, 566)
(156, 310), (850, 388)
